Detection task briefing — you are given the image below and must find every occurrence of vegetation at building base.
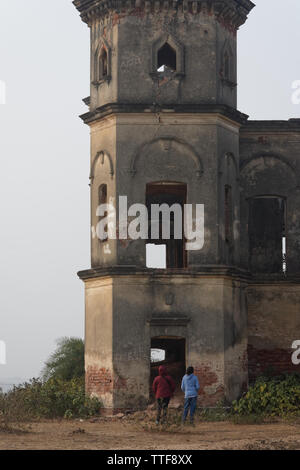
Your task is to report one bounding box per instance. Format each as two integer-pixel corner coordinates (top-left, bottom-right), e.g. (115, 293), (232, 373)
(232, 373), (300, 418)
(0, 377), (100, 426)
(1, 336), (300, 433)
(0, 337), (100, 431)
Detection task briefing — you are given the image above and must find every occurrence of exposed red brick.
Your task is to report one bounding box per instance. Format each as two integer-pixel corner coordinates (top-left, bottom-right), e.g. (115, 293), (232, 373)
(86, 366), (113, 395)
(194, 365), (224, 406)
(86, 366), (128, 396)
(248, 345), (299, 382)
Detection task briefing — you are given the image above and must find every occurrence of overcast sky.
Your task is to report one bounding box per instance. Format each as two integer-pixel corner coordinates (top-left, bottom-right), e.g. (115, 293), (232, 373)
(0, 0), (299, 382)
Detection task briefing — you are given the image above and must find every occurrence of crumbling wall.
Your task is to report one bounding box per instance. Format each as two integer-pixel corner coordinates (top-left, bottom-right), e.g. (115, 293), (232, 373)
(239, 121), (300, 275)
(247, 284), (300, 381)
(240, 121), (300, 381)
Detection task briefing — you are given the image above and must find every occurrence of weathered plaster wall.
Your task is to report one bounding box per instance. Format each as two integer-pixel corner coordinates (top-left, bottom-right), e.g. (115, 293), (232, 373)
(240, 121), (300, 380)
(85, 277), (114, 407)
(83, 272), (248, 410)
(240, 121), (300, 274)
(88, 11), (237, 110)
(247, 283), (300, 381)
(89, 112), (241, 268)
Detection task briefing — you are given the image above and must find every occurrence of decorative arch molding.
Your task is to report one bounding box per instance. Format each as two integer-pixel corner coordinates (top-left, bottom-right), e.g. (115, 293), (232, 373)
(90, 150), (114, 183)
(92, 37), (112, 85)
(241, 152), (297, 176)
(220, 39), (236, 87)
(240, 152), (299, 190)
(219, 152), (239, 182)
(151, 33), (185, 77)
(129, 136), (204, 178)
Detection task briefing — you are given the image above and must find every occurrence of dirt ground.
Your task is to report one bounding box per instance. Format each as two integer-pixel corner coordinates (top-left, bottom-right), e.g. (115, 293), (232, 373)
(2, 412), (300, 450)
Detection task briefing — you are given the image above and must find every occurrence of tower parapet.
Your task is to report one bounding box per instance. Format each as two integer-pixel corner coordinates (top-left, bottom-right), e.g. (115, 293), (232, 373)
(74, 0), (255, 31)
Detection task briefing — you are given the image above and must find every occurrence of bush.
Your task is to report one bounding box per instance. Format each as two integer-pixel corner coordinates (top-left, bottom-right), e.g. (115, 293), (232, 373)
(0, 377), (101, 423)
(0, 388), (32, 432)
(232, 373), (300, 417)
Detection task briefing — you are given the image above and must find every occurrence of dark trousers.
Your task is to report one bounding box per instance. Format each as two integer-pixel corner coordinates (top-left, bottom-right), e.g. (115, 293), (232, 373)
(182, 396), (197, 423)
(156, 397), (170, 422)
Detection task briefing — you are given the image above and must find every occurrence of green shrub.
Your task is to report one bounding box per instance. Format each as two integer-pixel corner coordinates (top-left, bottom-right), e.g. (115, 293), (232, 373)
(0, 377), (101, 421)
(232, 373), (300, 417)
(0, 388), (32, 432)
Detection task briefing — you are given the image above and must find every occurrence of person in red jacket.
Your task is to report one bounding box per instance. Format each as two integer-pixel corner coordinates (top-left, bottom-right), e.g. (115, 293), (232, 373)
(152, 365), (176, 424)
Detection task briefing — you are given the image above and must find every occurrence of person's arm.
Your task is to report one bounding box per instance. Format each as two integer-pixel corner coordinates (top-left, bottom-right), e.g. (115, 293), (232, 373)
(195, 376), (200, 392)
(181, 377), (185, 392)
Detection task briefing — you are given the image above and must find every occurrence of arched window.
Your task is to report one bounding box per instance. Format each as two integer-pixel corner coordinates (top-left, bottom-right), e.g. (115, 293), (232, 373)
(248, 196), (286, 273)
(157, 43), (177, 72)
(146, 182), (187, 269)
(98, 184), (108, 242)
(100, 48), (108, 78)
(99, 183), (107, 205)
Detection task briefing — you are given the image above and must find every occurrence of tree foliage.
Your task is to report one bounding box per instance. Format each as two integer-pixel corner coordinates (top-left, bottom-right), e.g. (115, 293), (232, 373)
(42, 337), (84, 381)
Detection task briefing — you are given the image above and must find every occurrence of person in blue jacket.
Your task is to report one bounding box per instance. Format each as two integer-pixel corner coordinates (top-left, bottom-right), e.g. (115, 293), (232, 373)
(181, 366), (200, 424)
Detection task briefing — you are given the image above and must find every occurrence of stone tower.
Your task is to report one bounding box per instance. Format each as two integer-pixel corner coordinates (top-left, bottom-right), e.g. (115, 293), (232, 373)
(73, 0), (255, 411)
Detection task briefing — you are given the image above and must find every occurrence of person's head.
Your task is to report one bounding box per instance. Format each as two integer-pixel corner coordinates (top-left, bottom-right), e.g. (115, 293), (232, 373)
(159, 365), (167, 376)
(186, 366), (194, 375)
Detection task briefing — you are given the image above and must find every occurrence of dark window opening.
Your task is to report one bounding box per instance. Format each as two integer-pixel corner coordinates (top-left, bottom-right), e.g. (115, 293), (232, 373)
(150, 337), (185, 400)
(157, 43), (177, 72)
(146, 183), (187, 269)
(100, 48), (108, 77)
(248, 196), (286, 274)
(98, 184), (108, 242)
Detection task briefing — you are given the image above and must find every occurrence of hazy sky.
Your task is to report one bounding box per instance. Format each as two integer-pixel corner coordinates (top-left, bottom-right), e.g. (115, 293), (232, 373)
(0, 0), (299, 382)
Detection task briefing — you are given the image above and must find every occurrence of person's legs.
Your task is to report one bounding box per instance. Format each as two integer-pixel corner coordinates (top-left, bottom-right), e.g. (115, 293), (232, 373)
(182, 398), (191, 423)
(156, 398), (162, 423)
(161, 397), (170, 423)
(189, 397), (197, 423)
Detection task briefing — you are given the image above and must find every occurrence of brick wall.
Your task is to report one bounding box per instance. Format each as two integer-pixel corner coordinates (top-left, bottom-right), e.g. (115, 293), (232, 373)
(248, 345), (298, 382)
(86, 366), (113, 395)
(194, 365), (225, 406)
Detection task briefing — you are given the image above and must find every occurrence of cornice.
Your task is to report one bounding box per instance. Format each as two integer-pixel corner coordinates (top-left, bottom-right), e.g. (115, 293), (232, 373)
(240, 119), (300, 134)
(77, 265), (251, 281)
(73, 0), (255, 32)
(78, 265), (300, 285)
(79, 102), (249, 126)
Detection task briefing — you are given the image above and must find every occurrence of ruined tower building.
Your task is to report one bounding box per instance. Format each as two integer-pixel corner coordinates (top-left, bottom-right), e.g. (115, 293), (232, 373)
(73, 0), (300, 412)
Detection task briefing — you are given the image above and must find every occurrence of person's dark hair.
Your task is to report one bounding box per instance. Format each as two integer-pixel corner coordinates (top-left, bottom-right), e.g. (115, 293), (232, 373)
(186, 366), (194, 375)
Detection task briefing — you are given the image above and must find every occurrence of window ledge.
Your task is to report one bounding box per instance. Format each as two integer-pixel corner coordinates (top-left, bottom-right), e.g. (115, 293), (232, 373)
(150, 71), (185, 81)
(92, 77), (111, 87)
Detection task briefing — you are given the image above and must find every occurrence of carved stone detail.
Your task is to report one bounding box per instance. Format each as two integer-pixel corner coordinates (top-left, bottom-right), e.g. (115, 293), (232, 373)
(90, 150), (114, 183)
(73, 0), (255, 32)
